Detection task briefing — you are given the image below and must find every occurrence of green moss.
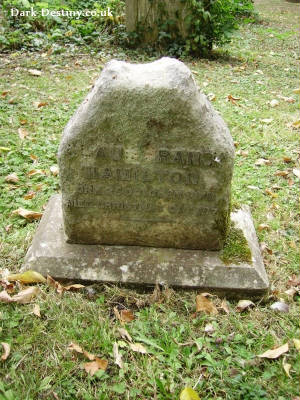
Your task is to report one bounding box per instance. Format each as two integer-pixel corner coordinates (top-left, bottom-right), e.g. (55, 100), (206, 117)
(220, 222), (252, 265)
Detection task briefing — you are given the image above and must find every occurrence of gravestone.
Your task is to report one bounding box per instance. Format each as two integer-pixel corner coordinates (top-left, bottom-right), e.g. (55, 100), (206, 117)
(22, 57), (269, 297)
(58, 58), (234, 250)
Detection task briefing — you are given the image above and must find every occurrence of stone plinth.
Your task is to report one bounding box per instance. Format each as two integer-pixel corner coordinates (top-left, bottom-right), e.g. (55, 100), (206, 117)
(21, 195), (269, 297)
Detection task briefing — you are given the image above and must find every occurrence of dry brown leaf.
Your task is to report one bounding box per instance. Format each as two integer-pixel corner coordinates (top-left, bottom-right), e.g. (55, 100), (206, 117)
(12, 286), (40, 304)
(0, 290), (14, 303)
(283, 156), (292, 163)
(275, 170), (289, 177)
(236, 150), (249, 157)
(236, 299), (254, 312)
(12, 208), (43, 221)
(207, 93), (216, 101)
(47, 275), (65, 294)
(255, 158), (271, 166)
(1, 342), (11, 361)
(261, 118), (273, 124)
(33, 101), (48, 108)
(82, 350), (96, 361)
(7, 270), (46, 283)
(113, 342), (123, 369)
(1, 91), (10, 97)
(258, 343), (289, 359)
(84, 358), (108, 376)
(220, 299), (230, 314)
(24, 191), (36, 200)
(18, 128), (29, 140)
(29, 154), (38, 163)
(258, 224), (270, 231)
(120, 309), (135, 323)
(33, 304), (41, 317)
(292, 168), (300, 179)
(283, 360), (291, 377)
(227, 94), (241, 106)
(64, 284), (85, 291)
(260, 242), (273, 255)
(27, 169), (45, 177)
(20, 119), (27, 125)
(269, 99), (279, 107)
(5, 173), (19, 183)
(196, 294), (218, 315)
(50, 165), (59, 176)
(265, 189), (278, 198)
(68, 342), (83, 354)
(293, 339), (300, 351)
(291, 120), (300, 129)
(129, 343), (148, 354)
(28, 69), (42, 76)
(118, 327), (132, 342)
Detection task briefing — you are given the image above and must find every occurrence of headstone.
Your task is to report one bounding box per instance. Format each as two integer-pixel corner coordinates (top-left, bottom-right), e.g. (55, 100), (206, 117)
(58, 58), (235, 250)
(22, 57), (269, 297)
(125, 0), (189, 42)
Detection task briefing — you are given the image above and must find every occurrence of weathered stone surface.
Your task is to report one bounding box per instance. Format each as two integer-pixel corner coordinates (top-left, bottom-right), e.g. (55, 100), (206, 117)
(58, 57), (235, 250)
(21, 195), (269, 297)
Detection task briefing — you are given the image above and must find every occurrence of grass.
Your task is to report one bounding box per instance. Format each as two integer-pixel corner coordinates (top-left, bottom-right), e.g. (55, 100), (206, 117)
(0, 0), (299, 398)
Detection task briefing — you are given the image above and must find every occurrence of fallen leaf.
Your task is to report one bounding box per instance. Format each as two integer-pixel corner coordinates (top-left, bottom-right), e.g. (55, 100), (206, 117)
(180, 387), (201, 400)
(283, 360), (291, 377)
(292, 168), (300, 179)
(291, 120), (300, 128)
(258, 343), (288, 359)
(27, 169), (46, 177)
(269, 99), (279, 107)
(84, 358), (108, 375)
(12, 208), (43, 221)
(275, 170), (289, 177)
(68, 342), (83, 354)
(113, 342), (123, 369)
(293, 88), (300, 94)
(46, 275), (65, 294)
(24, 191), (36, 200)
(284, 287), (296, 297)
(283, 156), (292, 163)
(28, 69), (42, 76)
(118, 327), (132, 342)
(261, 118), (273, 124)
(18, 128), (29, 140)
(196, 294), (218, 315)
(220, 299), (230, 314)
(120, 309), (135, 323)
(270, 301), (289, 313)
(0, 290), (14, 303)
(33, 101), (48, 108)
(293, 339), (300, 351)
(7, 270), (46, 284)
(204, 323), (215, 334)
(255, 158), (271, 166)
(236, 150), (249, 157)
(258, 224), (270, 231)
(265, 188), (278, 198)
(33, 304), (41, 317)
(50, 165), (59, 176)
(30, 154), (38, 163)
(63, 284), (85, 291)
(129, 343), (148, 354)
(207, 93), (216, 101)
(236, 299), (254, 312)
(5, 173), (19, 183)
(260, 242), (273, 255)
(277, 95), (295, 103)
(227, 94), (241, 106)
(1, 91), (10, 97)
(1, 342), (10, 361)
(20, 119), (27, 125)
(5, 225), (12, 233)
(11, 286), (40, 304)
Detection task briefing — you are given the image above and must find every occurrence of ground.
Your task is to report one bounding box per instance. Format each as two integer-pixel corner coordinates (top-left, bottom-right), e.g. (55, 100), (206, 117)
(0, 0), (299, 398)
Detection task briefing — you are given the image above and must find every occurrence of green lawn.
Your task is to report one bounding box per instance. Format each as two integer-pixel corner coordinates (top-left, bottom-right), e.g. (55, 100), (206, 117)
(0, 0), (299, 398)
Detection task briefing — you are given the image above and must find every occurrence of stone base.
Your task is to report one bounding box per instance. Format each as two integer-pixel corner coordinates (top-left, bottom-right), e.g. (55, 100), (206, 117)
(21, 195), (269, 297)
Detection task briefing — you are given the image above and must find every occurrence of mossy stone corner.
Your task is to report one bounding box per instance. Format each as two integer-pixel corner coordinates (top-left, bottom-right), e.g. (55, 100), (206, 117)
(58, 57), (235, 250)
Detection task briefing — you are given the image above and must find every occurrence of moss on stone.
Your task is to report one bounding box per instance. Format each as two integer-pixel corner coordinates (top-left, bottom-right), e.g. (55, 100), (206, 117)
(220, 222), (252, 265)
